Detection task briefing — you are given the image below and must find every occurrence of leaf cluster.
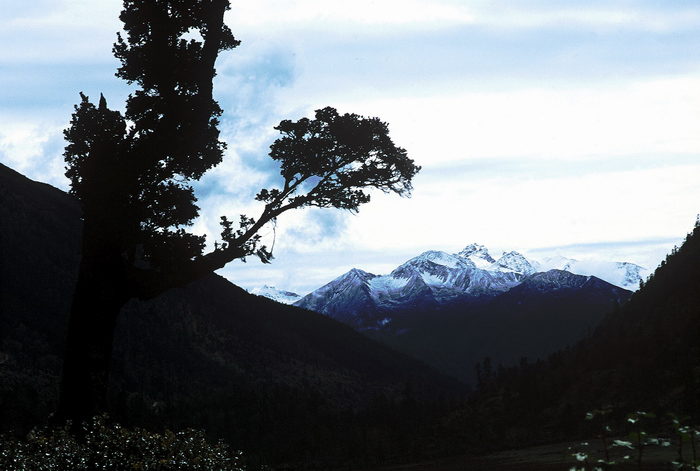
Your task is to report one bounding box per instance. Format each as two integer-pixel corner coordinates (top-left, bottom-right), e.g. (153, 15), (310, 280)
(213, 107), (420, 264)
(260, 106), (419, 213)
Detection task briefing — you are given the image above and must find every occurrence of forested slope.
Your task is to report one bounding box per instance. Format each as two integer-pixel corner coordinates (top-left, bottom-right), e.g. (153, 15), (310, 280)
(0, 163), (464, 467)
(449, 220), (700, 452)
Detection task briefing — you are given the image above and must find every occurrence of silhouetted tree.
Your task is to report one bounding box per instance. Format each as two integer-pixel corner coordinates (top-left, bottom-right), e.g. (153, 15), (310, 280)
(474, 362), (484, 391)
(482, 356), (493, 380)
(57, 0), (419, 426)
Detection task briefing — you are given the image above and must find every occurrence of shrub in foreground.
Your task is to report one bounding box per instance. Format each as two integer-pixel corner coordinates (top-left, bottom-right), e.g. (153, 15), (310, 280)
(0, 415), (252, 471)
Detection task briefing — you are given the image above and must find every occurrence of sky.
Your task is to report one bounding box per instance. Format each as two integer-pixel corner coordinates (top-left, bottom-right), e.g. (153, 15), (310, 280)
(2, 0), (700, 295)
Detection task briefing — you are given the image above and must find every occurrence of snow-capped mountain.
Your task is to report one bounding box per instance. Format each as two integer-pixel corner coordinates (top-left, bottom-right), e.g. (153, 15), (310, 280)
(293, 268), (379, 326)
(458, 243), (495, 268)
(534, 256), (647, 290)
(292, 245), (635, 384)
(616, 261), (647, 289)
(490, 251), (537, 276)
(293, 243), (642, 332)
(250, 285), (302, 305)
(255, 244), (646, 307)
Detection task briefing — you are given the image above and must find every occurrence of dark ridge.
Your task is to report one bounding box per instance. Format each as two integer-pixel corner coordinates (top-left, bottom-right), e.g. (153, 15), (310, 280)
(0, 162), (465, 467)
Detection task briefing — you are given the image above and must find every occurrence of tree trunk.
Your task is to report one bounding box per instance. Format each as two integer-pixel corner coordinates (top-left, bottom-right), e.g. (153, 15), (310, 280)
(55, 253), (131, 427)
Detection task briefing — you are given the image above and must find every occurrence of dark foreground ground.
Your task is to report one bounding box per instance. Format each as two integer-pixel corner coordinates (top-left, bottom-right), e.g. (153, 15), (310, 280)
(361, 439), (684, 471)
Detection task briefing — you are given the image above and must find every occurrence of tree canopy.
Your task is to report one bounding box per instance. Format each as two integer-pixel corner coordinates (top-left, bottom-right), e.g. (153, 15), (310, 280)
(63, 1), (419, 298)
(57, 0), (419, 425)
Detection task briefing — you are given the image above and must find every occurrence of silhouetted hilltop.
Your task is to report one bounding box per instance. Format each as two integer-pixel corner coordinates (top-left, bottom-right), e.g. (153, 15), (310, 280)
(0, 163), (464, 466)
(3, 161), (699, 467)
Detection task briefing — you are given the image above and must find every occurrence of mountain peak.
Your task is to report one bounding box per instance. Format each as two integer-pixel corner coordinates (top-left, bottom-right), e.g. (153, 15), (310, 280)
(538, 255), (578, 272)
(345, 267), (376, 281)
(490, 251), (537, 275)
(391, 251), (474, 280)
(250, 285), (302, 304)
(416, 250), (473, 269)
(457, 243), (496, 269)
(615, 262), (646, 288)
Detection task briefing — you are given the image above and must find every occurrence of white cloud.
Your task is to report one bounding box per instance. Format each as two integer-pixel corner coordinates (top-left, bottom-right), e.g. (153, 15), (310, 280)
(230, 0), (475, 33)
(468, 2), (700, 33)
(0, 1), (121, 63)
(326, 75), (700, 166)
(337, 162), (700, 265)
(0, 119), (68, 189)
(230, 1), (700, 36)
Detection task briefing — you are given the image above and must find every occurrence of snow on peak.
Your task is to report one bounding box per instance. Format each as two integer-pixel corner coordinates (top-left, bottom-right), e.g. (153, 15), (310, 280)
(391, 250), (474, 281)
(344, 268), (377, 282)
(414, 250), (472, 269)
(615, 262), (647, 290)
(533, 257), (647, 290)
(250, 285), (302, 304)
(567, 260), (647, 290)
(327, 267), (375, 288)
(457, 243), (496, 269)
(537, 255), (578, 272)
(490, 251), (537, 275)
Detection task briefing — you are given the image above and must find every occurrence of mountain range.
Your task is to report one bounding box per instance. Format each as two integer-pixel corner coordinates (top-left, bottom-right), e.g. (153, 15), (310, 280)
(3, 161), (700, 468)
(292, 245), (633, 383)
(255, 244), (645, 307)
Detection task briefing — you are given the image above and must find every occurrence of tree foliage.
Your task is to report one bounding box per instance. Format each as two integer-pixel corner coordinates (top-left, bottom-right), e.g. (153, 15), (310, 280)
(63, 0), (419, 296)
(57, 0), (419, 425)
(226, 106), (419, 262)
(64, 0), (238, 282)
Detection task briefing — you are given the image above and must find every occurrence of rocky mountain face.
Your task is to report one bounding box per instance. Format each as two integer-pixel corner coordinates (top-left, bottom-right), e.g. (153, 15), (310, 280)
(293, 245), (535, 332)
(293, 244), (633, 383)
(254, 245), (645, 307)
(294, 244), (635, 330)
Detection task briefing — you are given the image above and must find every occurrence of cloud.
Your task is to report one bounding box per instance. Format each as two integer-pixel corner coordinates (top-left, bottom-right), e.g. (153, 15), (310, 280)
(336, 160), (700, 269)
(0, 1), (121, 64)
(216, 42), (299, 122)
(0, 119), (68, 189)
(3, 0), (699, 295)
(231, 0), (475, 33)
(327, 75), (700, 168)
(0, 63), (127, 114)
(469, 2), (700, 33)
(230, 1), (700, 37)
(279, 208), (352, 251)
(526, 237), (685, 280)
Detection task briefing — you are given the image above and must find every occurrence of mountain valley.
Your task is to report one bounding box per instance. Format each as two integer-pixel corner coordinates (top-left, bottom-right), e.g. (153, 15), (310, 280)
(3, 160), (700, 470)
(0, 163), (463, 466)
(292, 244), (634, 383)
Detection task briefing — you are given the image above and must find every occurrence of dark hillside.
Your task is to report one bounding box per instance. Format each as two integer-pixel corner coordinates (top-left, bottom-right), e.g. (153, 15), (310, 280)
(0, 164), (81, 427)
(369, 271), (630, 384)
(451, 220), (700, 452)
(0, 163), (465, 467)
(7, 160), (697, 467)
(0, 164), (80, 349)
(575, 224), (700, 415)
